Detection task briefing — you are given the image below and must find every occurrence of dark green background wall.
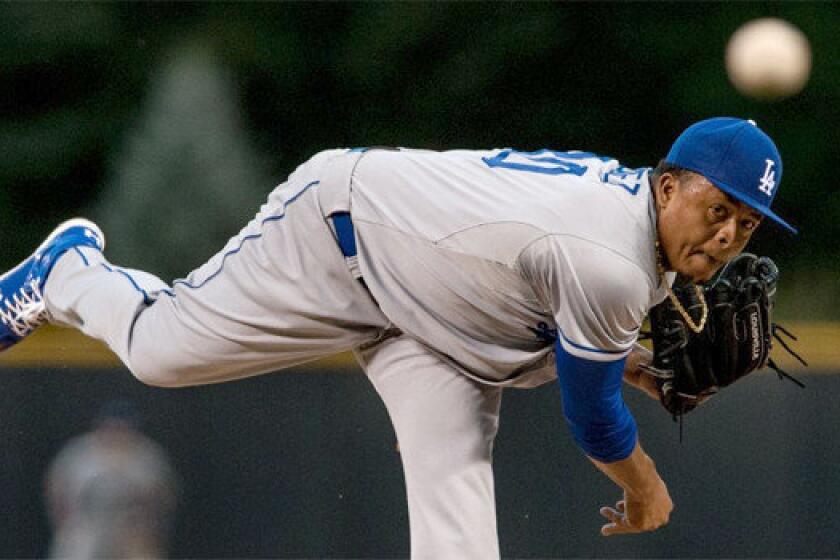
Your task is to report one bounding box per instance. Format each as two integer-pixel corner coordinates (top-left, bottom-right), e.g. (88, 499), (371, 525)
(1, 366), (835, 558)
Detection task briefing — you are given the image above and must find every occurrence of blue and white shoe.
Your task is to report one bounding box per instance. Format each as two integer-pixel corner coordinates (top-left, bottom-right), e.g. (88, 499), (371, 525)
(0, 218), (104, 351)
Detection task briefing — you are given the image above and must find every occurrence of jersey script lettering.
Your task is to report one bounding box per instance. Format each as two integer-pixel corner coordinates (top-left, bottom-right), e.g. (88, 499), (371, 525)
(482, 149), (646, 195)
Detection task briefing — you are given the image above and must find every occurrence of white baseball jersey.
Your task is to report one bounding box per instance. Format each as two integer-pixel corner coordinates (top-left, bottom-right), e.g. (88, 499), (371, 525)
(345, 148), (674, 387)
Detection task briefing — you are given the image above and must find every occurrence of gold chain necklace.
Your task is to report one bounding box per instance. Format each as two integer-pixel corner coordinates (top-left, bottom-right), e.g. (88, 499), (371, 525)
(655, 240), (708, 334)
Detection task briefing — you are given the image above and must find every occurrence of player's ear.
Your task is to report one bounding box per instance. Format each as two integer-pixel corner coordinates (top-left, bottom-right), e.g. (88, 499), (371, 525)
(654, 173), (679, 209)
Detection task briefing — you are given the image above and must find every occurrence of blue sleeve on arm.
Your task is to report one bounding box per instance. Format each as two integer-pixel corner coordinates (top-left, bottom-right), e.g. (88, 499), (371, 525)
(555, 340), (637, 463)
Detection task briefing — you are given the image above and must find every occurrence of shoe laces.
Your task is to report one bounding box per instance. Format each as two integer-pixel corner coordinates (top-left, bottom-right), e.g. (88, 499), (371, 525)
(0, 278), (47, 337)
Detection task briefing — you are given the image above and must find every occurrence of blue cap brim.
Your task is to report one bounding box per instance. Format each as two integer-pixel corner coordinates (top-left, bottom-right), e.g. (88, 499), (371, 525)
(707, 177), (798, 235)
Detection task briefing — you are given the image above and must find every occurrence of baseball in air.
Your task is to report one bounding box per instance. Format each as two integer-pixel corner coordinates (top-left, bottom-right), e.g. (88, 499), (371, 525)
(725, 18), (812, 100)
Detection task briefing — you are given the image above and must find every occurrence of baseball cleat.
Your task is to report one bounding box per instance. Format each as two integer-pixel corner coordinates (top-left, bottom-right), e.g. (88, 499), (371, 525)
(0, 218), (105, 351)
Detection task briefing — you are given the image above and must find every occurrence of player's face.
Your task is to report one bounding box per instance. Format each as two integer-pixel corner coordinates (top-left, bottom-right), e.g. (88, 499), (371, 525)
(656, 172), (763, 283)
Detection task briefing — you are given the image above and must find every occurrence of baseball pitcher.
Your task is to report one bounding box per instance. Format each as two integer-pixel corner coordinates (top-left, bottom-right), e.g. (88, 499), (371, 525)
(0, 117), (796, 559)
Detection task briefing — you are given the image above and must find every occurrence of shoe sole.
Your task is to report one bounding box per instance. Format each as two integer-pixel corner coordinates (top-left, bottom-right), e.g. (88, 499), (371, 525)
(39, 218), (106, 254)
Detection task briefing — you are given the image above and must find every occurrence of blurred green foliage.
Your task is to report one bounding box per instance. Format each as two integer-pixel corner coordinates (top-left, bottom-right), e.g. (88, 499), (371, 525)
(93, 42), (272, 276)
(0, 3), (837, 313)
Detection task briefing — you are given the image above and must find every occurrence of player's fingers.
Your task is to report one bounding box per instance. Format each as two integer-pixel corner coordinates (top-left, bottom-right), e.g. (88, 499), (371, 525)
(601, 522), (618, 536)
(599, 506), (621, 522)
(616, 500), (626, 512)
(601, 518), (637, 537)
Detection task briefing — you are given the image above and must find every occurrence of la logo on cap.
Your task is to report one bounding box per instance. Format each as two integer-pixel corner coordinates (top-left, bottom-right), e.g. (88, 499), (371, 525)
(758, 159), (776, 196)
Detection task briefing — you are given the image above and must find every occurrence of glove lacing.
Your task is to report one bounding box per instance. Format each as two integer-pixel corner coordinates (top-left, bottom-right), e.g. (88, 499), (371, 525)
(0, 278), (47, 338)
(638, 323), (806, 443)
(767, 324), (807, 388)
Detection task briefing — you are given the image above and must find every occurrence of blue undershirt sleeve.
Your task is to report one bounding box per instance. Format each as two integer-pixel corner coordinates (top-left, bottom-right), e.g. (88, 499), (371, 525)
(555, 340), (637, 463)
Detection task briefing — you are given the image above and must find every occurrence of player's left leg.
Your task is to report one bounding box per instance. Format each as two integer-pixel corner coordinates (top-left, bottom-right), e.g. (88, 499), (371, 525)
(355, 333), (502, 560)
(0, 150), (390, 385)
(0, 219), (106, 352)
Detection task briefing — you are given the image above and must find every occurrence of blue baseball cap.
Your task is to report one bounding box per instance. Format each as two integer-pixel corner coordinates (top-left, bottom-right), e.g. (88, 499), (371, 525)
(666, 117), (796, 234)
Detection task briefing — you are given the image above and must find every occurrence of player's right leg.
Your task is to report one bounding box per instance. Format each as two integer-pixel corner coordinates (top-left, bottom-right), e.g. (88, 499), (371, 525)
(1, 151), (390, 385)
(355, 334), (503, 560)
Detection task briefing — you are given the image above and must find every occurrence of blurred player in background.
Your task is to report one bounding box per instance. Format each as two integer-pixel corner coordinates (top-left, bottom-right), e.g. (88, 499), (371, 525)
(4, 117), (792, 559)
(44, 401), (178, 559)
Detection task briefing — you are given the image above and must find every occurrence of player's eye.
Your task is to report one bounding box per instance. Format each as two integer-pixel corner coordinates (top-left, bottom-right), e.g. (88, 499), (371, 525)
(741, 219), (757, 231)
(710, 204), (728, 220)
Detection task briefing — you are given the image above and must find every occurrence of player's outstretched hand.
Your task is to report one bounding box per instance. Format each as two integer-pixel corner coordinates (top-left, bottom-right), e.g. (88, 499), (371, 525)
(599, 482), (673, 536)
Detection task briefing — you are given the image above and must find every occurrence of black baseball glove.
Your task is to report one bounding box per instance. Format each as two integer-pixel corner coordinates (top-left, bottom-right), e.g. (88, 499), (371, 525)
(642, 253), (806, 419)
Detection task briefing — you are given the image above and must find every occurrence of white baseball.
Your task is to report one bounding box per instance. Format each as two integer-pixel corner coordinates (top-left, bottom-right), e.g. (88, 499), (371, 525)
(725, 18), (812, 100)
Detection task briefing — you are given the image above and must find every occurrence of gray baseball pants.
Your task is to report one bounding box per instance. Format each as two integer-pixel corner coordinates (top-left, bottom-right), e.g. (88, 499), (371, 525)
(43, 151), (502, 560)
